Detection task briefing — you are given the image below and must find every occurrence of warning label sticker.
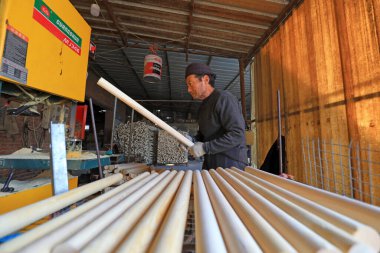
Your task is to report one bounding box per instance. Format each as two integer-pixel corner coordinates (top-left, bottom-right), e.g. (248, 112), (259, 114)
(0, 24), (29, 84)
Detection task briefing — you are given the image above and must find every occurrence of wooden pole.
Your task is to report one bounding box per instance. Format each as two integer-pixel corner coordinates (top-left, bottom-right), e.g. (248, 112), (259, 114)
(217, 169), (339, 252)
(52, 171), (173, 253)
(78, 171), (177, 253)
(231, 167), (380, 251)
(116, 171), (185, 253)
(0, 173), (123, 238)
(148, 170), (193, 253)
(226, 169), (372, 252)
(202, 170), (262, 253)
(193, 170), (227, 253)
(97, 78), (194, 147)
(245, 167), (380, 232)
(16, 173), (158, 253)
(210, 169), (296, 253)
(0, 173), (151, 253)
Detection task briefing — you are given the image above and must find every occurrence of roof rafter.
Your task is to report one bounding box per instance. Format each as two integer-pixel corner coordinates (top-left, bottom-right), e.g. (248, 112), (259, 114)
(185, 0), (195, 62)
(102, 0), (151, 99)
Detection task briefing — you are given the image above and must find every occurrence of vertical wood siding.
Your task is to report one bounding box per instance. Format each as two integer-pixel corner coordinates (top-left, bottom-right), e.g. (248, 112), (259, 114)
(254, 0), (379, 203)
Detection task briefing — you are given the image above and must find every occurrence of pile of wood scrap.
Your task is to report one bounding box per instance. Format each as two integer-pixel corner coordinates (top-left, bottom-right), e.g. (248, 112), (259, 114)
(157, 129), (188, 164)
(103, 163), (151, 183)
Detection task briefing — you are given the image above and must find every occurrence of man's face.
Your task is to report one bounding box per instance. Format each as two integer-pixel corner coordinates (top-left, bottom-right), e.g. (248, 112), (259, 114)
(186, 74), (209, 100)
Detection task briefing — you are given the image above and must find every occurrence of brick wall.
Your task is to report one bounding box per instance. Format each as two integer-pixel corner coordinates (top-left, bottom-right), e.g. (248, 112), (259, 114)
(0, 98), (49, 180)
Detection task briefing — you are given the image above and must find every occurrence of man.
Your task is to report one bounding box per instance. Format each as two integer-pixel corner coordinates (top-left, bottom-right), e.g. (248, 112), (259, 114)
(185, 62), (248, 170)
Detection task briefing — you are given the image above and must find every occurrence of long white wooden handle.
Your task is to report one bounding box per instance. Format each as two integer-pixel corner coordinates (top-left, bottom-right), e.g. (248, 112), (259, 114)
(97, 78), (194, 147)
(210, 169), (296, 253)
(116, 171), (185, 253)
(193, 170), (227, 253)
(0, 173), (151, 253)
(217, 169), (339, 252)
(148, 170), (193, 253)
(245, 167), (380, 232)
(0, 173), (123, 238)
(231, 168), (380, 251)
(226, 169), (371, 252)
(202, 170), (262, 253)
(53, 171), (172, 253)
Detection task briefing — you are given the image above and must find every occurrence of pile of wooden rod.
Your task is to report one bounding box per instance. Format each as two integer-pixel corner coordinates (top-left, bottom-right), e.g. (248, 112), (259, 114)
(194, 168), (380, 253)
(114, 121), (156, 164)
(1, 168), (379, 253)
(0, 171), (192, 253)
(103, 162), (151, 183)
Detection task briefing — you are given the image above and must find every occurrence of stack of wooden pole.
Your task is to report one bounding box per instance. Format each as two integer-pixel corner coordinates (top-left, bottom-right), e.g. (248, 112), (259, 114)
(0, 170), (193, 253)
(113, 121), (156, 164)
(1, 167), (379, 253)
(103, 163), (151, 183)
(194, 168), (380, 253)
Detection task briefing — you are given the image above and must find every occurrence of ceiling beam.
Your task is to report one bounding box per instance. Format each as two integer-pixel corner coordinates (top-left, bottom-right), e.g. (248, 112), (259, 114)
(79, 9), (262, 40)
(195, 0), (278, 18)
(193, 24), (261, 39)
(185, 0), (195, 62)
(196, 0), (287, 14)
(108, 0), (189, 15)
(88, 60), (122, 90)
(102, 0), (150, 99)
(102, 0), (128, 45)
(190, 41), (248, 54)
(223, 72), (240, 91)
(244, 0), (304, 67)
(91, 38), (240, 58)
(193, 13), (269, 30)
(207, 56), (213, 66)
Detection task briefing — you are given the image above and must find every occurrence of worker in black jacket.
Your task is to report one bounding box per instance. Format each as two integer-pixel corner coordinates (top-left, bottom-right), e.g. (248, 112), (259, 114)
(185, 62), (248, 170)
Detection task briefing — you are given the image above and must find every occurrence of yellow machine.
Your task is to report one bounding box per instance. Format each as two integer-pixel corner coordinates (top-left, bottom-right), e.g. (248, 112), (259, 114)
(0, 0), (92, 212)
(0, 0), (91, 101)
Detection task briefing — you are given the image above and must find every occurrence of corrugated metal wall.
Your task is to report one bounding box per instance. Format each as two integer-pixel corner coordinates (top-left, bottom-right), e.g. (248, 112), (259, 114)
(253, 0), (379, 202)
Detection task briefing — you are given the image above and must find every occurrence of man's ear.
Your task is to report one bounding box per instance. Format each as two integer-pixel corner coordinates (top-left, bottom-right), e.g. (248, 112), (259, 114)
(202, 74), (210, 84)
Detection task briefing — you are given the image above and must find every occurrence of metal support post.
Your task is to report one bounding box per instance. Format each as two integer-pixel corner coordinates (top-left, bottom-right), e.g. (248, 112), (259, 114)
(89, 98), (103, 179)
(339, 140), (346, 196)
(331, 139), (337, 193)
(356, 143), (363, 201)
(301, 139), (308, 184)
(110, 97), (117, 150)
(277, 89), (283, 175)
(348, 140), (354, 198)
(317, 139), (324, 189)
(323, 140), (331, 191)
(307, 137), (313, 186)
(50, 122), (69, 195)
(367, 144), (373, 204)
(312, 139), (318, 187)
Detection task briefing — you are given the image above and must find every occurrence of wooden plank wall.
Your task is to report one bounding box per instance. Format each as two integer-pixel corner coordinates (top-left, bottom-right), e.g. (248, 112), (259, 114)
(254, 0), (379, 204)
